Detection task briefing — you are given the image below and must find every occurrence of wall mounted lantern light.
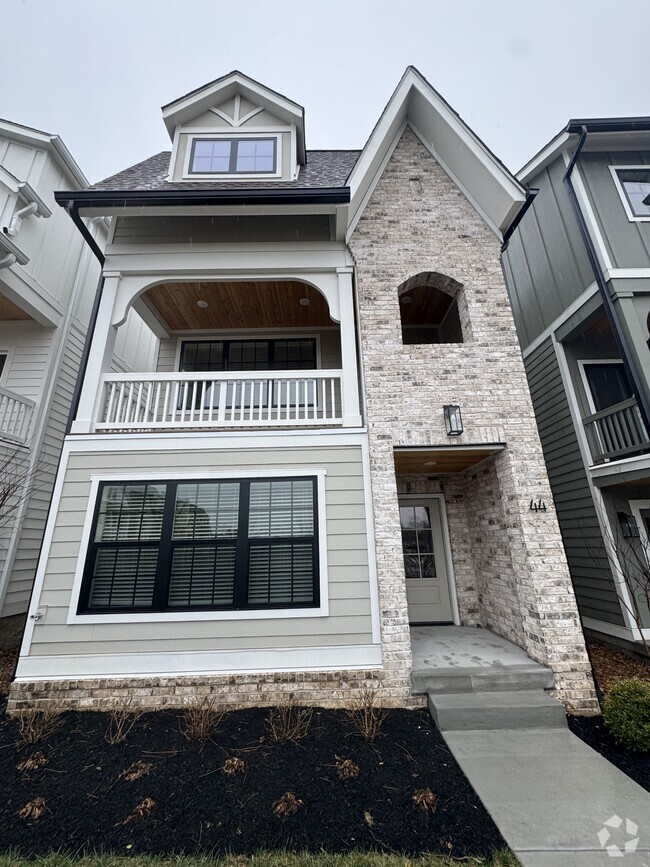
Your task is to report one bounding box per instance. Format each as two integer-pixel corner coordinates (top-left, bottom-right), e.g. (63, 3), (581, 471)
(443, 404), (463, 437)
(617, 511), (639, 539)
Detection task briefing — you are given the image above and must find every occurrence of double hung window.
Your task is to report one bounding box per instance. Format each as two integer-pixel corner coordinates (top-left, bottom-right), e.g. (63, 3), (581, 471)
(79, 477), (319, 614)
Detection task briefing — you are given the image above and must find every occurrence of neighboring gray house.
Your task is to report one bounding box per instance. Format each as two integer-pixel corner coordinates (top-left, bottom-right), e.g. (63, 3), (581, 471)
(0, 119), (157, 625)
(502, 117), (650, 653)
(9, 70), (598, 714)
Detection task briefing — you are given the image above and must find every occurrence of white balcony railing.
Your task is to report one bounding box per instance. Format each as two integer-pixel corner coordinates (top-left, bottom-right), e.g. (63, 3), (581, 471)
(95, 370), (344, 431)
(0, 386), (34, 443)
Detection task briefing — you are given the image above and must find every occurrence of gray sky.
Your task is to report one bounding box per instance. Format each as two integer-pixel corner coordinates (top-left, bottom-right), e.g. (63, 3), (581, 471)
(3, 0), (649, 184)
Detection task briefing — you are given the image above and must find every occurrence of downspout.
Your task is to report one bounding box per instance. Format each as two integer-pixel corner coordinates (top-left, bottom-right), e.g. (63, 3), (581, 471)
(63, 203), (105, 434)
(0, 253), (16, 269)
(563, 126), (650, 432)
(4, 202), (38, 237)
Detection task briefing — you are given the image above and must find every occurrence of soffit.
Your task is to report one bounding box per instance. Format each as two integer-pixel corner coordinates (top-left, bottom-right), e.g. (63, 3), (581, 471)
(394, 445), (504, 475)
(144, 281), (334, 331)
(0, 292), (32, 321)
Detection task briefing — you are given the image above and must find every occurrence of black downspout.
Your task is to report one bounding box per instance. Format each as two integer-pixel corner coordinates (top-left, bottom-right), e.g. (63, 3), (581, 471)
(64, 202), (105, 435)
(501, 188), (539, 253)
(563, 126), (650, 433)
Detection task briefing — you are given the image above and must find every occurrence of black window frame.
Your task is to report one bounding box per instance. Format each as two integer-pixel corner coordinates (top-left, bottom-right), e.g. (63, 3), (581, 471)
(77, 476), (320, 615)
(179, 338), (318, 373)
(188, 137), (278, 175)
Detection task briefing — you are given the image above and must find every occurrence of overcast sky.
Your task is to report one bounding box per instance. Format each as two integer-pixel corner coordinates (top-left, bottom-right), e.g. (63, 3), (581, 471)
(3, 0), (649, 184)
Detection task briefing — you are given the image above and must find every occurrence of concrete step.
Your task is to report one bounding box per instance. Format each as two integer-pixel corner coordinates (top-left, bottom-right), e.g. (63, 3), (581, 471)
(428, 690), (567, 732)
(412, 664), (555, 695)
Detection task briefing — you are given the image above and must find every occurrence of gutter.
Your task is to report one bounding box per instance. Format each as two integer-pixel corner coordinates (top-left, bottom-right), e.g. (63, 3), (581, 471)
(501, 188), (539, 252)
(54, 186), (350, 210)
(563, 125), (650, 432)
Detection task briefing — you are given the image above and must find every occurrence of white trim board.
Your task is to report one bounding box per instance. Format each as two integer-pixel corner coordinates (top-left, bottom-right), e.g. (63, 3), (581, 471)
(581, 616), (644, 643)
(65, 467), (330, 626)
(608, 165), (650, 223)
(562, 152), (613, 273)
(521, 282), (599, 359)
(14, 643), (383, 681)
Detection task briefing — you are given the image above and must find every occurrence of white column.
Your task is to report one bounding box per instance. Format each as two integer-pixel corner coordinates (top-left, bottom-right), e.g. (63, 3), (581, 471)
(337, 267), (362, 427)
(70, 274), (120, 434)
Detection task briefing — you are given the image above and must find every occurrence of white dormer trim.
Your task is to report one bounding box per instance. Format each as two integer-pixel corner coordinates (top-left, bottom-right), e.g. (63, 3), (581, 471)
(209, 94), (265, 128)
(346, 67), (526, 240)
(181, 131), (284, 181)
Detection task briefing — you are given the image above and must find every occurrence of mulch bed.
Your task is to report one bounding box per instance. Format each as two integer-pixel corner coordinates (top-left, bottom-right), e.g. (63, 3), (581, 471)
(0, 705), (507, 859)
(587, 642), (650, 696)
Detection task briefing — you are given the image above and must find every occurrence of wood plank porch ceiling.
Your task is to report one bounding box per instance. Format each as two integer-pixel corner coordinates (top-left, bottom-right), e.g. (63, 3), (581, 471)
(394, 445), (504, 475)
(144, 281), (334, 330)
(0, 292), (32, 321)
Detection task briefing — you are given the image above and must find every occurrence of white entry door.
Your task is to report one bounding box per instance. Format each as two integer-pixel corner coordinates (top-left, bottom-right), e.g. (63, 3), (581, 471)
(399, 497), (453, 624)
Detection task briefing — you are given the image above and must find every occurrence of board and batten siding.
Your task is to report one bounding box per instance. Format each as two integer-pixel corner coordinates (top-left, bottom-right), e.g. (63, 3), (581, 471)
(525, 338), (624, 626)
(27, 444), (373, 659)
(502, 158), (594, 349)
(579, 152), (650, 269)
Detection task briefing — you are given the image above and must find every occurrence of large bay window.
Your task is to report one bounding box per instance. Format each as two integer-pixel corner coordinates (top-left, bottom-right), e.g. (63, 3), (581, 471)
(78, 477), (319, 614)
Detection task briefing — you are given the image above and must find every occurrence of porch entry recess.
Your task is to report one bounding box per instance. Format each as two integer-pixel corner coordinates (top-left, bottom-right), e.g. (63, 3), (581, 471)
(398, 497), (453, 624)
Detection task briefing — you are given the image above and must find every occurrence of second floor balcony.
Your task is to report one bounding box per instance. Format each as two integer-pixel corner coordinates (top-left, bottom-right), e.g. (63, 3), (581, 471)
(72, 267), (362, 436)
(583, 396), (650, 464)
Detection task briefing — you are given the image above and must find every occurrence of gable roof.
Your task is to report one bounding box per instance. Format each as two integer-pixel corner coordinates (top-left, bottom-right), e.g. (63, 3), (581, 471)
(161, 70), (307, 163)
(518, 116), (650, 184)
(88, 149), (359, 192)
(347, 66), (526, 237)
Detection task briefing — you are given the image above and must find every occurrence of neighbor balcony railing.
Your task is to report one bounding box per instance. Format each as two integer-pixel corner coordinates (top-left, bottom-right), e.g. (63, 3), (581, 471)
(0, 386), (35, 443)
(583, 397), (650, 463)
(95, 370), (344, 431)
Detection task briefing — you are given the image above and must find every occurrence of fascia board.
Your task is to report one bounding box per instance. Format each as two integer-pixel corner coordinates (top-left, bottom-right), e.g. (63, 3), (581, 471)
(0, 120), (89, 189)
(162, 73), (303, 138)
(517, 131), (573, 184)
(347, 68), (525, 237)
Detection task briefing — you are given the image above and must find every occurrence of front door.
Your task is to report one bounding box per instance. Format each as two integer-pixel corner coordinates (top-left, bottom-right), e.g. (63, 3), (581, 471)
(398, 497), (453, 624)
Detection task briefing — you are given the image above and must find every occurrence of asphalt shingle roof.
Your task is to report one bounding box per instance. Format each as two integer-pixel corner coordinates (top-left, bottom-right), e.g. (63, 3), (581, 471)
(89, 150), (360, 191)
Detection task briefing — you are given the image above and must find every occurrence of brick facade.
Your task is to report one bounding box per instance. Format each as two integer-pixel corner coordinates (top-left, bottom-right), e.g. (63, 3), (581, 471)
(348, 128), (598, 714)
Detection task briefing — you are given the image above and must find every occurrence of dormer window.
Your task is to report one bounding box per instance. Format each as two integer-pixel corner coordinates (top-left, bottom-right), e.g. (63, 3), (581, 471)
(188, 137), (277, 176)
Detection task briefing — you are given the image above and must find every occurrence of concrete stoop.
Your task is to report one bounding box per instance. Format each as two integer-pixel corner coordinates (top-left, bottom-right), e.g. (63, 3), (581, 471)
(427, 690), (566, 731)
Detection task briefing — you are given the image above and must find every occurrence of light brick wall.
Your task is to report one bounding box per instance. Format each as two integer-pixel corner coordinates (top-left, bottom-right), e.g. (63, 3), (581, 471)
(348, 128), (598, 714)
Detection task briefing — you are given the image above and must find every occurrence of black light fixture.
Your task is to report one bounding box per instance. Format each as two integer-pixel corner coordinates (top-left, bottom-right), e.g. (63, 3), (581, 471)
(443, 404), (463, 436)
(617, 511), (639, 539)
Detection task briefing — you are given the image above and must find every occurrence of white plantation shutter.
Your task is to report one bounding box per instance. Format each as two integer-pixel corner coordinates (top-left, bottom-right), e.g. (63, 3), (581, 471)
(168, 545), (236, 607)
(248, 479), (314, 538)
(173, 482), (239, 539)
(248, 543), (314, 605)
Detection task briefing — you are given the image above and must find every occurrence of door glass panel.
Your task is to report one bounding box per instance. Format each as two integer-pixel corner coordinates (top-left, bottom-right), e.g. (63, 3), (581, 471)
(584, 363), (633, 411)
(399, 505), (437, 579)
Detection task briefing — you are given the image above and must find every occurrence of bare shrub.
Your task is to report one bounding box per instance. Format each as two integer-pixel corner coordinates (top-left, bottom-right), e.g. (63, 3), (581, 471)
(16, 751), (48, 772)
(16, 709), (62, 746)
(18, 797), (47, 821)
(180, 697), (225, 748)
(118, 797), (156, 825)
(105, 704), (143, 745)
(335, 756), (360, 780)
(345, 686), (388, 742)
(120, 760), (153, 782)
(412, 788), (438, 814)
(222, 756), (246, 775)
(272, 791), (303, 818)
(265, 700), (313, 743)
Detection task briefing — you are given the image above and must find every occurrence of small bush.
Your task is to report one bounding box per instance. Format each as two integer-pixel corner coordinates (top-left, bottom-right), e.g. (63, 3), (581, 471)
(345, 685), (388, 742)
(266, 700), (313, 743)
(16, 751), (48, 772)
(119, 760), (152, 781)
(18, 797), (46, 822)
(16, 709), (62, 746)
(222, 756), (246, 775)
(412, 788), (438, 813)
(603, 677), (650, 752)
(180, 697), (225, 748)
(105, 704), (142, 745)
(272, 791), (303, 818)
(118, 797), (156, 826)
(335, 757), (360, 780)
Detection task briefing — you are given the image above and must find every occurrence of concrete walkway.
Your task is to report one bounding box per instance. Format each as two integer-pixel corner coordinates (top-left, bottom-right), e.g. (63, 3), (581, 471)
(443, 727), (650, 866)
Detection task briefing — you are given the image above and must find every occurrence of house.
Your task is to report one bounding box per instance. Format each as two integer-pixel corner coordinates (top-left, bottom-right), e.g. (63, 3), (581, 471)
(0, 119), (157, 634)
(502, 117), (650, 654)
(9, 70), (598, 715)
